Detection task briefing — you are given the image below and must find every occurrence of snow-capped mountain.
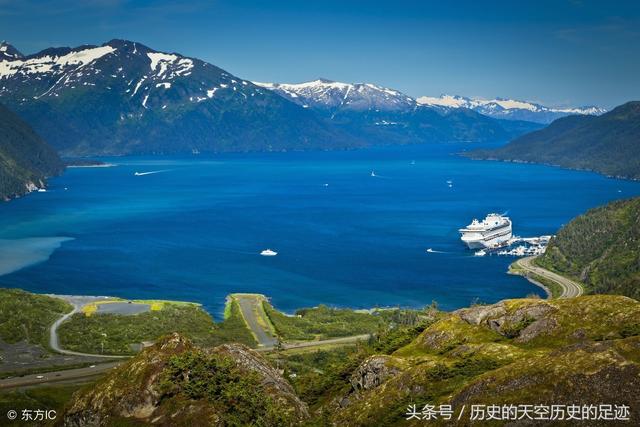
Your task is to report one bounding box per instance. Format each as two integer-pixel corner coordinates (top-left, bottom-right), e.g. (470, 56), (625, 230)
(255, 79), (542, 143)
(253, 79), (415, 112)
(0, 40), (543, 155)
(416, 94), (606, 124)
(0, 41), (24, 61)
(0, 40), (351, 155)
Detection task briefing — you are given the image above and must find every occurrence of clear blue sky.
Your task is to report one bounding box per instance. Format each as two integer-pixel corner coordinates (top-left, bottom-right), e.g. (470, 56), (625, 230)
(2, 0), (639, 108)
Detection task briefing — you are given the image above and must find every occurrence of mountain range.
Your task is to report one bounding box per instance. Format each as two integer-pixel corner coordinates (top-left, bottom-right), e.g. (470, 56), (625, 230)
(416, 94), (606, 124)
(254, 79), (546, 145)
(0, 102), (63, 200)
(0, 40), (551, 156)
(0, 40), (360, 156)
(468, 101), (640, 179)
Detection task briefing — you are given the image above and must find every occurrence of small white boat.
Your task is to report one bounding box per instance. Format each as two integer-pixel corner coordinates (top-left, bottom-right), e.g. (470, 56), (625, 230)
(37, 188), (47, 192)
(474, 249), (487, 257)
(426, 248), (434, 253)
(371, 171), (376, 177)
(260, 249), (278, 256)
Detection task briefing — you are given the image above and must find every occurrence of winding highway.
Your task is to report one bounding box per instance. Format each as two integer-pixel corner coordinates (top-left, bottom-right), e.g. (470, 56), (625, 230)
(515, 256), (584, 298)
(0, 362), (122, 389)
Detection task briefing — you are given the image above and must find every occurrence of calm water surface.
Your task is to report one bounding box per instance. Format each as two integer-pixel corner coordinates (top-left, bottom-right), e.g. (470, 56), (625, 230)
(1, 143), (639, 317)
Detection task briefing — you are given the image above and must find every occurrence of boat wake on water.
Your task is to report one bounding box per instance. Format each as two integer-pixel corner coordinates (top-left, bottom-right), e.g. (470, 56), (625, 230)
(426, 248), (447, 253)
(370, 170), (390, 179)
(134, 169), (170, 176)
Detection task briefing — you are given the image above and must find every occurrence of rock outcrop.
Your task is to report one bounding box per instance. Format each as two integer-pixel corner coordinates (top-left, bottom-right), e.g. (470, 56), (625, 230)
(62, 333), (308, 427)
(350, 355), (401, 392)
(330, 295), (640, 426)
(455, 300), (558, 342)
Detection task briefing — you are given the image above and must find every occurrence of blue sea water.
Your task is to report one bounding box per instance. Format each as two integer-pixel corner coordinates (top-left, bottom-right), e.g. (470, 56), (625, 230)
(1, 143), (639, 318)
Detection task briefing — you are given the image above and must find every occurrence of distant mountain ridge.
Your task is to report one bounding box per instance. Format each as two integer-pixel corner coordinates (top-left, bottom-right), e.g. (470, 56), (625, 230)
(416, 94), (606, 124)
(0, 102), (63, 200)
(467, 101), (640, 179)
(0, 39), (542, 156)
(0, 40), (357, 156)
(253, 79), (416, 112)
(255, 79), (543, 144)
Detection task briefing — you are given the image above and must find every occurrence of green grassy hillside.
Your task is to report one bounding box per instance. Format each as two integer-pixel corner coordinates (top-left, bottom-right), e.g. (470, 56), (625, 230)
(0, 103), (63, 200)
(0, 288), (71, 348)
(323, 295), (640, 426)
(55, 295), (640, 426)
(57, 299), (256, 355)
(537, 197), (640, 299)
(61, 334), (309, 426)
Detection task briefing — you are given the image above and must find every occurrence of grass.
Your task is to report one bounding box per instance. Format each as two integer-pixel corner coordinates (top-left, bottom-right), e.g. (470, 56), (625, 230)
(57, 303), (217, 355)
(0, 288), (72, 349)
(325, 295), (640, 426)
(208, 299), (257, 348)
(262, 302), (386, 341)
(508, 260), (563, 298)
(537, 197), (640, 299)
(229, 294), (278, 341)
(80, 298), (195, 317)
(269, 311), (439, 409)
(0, 384), (84, 426)
(57, 297), (260, 355)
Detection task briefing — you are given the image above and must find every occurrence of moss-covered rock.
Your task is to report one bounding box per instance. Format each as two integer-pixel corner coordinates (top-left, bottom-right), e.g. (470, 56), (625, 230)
(328, 295), (640, 426)
(61, 333), (308, 426)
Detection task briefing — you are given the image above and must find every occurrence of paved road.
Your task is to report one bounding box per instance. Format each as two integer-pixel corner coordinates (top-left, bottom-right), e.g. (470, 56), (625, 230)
(0, 362), (122, 389)
(234, 295), (278, 347)
(516, 256), (584, 298)
(256, 334), (371, 352)
(49, 297), (129, 359)
(0, 334), (372, 389)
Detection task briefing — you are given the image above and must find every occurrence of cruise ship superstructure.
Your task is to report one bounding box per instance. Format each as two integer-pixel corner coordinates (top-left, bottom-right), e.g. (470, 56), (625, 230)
(459, 213), (513, 249)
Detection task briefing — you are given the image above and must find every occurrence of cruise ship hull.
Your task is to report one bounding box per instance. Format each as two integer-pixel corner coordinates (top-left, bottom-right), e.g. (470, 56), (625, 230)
(459, 214), (512, 249)
(461, 230), (512, 249)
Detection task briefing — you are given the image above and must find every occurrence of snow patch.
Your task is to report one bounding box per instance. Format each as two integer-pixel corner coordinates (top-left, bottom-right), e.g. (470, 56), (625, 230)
(0, 45), (116, 78)
(147, 52), (194, 78)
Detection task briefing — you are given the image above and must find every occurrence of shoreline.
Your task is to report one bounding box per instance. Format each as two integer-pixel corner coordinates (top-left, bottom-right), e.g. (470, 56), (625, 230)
(507, 266), (552, 299)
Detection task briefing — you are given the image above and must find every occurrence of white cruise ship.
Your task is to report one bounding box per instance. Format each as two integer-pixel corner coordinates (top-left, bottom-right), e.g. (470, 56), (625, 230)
(459, 213), (512, 249)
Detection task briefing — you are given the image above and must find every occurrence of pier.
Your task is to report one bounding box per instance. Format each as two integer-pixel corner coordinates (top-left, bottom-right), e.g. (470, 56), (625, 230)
(475, 235), (553, 257)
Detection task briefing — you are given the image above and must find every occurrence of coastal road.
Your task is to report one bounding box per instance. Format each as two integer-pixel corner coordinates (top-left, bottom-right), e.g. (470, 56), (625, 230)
(233, 294), (278, 347)
(0, 362), (122, 390)
(256, 334), (371, 352)
(515, 256), (584, 298)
